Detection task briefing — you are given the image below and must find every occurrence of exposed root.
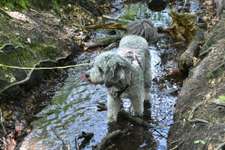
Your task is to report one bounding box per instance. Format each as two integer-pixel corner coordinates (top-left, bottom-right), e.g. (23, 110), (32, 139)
(187, 101), (209, 125)
(188, 101), (205, 121)
(94, 130), (127, 150)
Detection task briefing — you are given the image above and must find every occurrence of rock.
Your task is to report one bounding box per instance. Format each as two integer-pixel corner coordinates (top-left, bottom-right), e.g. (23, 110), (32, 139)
(147, 0), (168, 12)
(0, 10), (79, 96)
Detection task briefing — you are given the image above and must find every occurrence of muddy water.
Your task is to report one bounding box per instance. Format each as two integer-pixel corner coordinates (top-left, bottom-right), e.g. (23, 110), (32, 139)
(19, 1), (199, 150)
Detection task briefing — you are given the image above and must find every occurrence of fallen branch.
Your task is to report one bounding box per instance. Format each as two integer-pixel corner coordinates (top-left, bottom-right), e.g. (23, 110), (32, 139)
(96, 102), (151, 128)
(51, 127), (69, 150)
(85, 23), (127, 30)
(84, 35), (122, 50)
(0, 8), (12, 19)
(0, 63), (90, 70)
(102, 15), (130, 24)
(178, 30), (204, 71)
(187, 101), (209, 125)
(118, 111), (151, 128)
(97, 102), (167, 139)
(216, 142), (225, 150)
(189, 118), (209, 124)
(188, 101), (205, 121)
(0, 109), (6, 136)
(209, 60), (225, 75)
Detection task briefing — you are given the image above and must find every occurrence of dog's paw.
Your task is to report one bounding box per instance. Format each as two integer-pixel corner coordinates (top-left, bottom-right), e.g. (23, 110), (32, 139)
(144, 100), (151, 109)
(97, 102), (107, 111)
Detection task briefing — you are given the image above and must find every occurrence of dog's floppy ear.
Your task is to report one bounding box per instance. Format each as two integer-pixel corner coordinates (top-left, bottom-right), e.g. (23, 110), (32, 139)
(104, 61), (120, 85)
(104, 60), (130, 87)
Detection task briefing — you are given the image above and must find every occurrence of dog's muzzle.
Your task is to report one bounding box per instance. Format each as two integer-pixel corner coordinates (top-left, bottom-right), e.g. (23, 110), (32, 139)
(84, 72), (92, 82)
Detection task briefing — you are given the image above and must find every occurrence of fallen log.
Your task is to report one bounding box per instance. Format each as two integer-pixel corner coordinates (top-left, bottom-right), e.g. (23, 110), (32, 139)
(85, 23), (127, 30)
(178, 29), (205, 73)
(84, 35), (122, 50)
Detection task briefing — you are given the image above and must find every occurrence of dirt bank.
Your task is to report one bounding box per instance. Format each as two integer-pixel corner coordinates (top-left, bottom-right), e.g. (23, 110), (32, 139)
(168, 7), (225, 150)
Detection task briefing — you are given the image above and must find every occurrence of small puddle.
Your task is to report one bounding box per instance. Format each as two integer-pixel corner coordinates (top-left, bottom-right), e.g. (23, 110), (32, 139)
(20, 1), (200, 150)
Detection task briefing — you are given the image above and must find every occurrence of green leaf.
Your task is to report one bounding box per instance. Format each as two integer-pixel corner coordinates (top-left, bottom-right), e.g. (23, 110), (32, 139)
(218, 95), (225, 102)
(194, 140), (206, 145)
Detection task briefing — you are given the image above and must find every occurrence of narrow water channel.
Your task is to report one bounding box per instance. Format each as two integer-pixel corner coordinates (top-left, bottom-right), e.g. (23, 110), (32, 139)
(20, 1), (200, 150)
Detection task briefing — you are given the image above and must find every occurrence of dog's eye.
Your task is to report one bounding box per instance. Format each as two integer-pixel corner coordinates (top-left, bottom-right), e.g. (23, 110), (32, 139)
(98, 66), (103, 73)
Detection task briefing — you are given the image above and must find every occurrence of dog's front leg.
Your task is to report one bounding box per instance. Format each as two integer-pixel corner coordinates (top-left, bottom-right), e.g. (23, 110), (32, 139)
(107, 94), (120, 122)
(131, 93), (144, 117)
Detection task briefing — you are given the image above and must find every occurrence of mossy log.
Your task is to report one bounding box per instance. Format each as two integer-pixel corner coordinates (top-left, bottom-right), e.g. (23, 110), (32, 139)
(178, 30), (205, 72)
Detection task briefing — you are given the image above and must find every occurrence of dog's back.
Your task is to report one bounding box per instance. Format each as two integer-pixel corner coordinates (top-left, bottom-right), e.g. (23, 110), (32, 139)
(119, 35), (148, 51)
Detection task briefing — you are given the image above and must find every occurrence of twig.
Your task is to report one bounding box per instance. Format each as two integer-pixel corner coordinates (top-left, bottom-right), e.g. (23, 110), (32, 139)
(216, 142), (225, 150)
(74, 138), (80, 150)
(51, 127), (69, 150)
(152, 128), (167, 139)
(170, 139), (184, 150)
(0, 8), (12, 18)
(188, 101), (204, 121)
(96, 103), (167, 138)
(0, 109), (7, 135)
(210, 60), (225, 74)
(188, 101), (210, 125)
(118, 111), (151, 128)
(189, 118), (209, 124)
(102, 15), (131, 24)
(85, 23), (127, 30)
(0, 63), (90, 70)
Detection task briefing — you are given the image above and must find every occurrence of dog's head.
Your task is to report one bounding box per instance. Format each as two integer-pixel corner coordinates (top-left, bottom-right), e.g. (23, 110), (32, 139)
(85, 52), (131, 88)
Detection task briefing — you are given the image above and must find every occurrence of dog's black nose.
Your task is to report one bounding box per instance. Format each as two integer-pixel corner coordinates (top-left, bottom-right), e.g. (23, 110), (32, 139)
(85, 73), (90, 79)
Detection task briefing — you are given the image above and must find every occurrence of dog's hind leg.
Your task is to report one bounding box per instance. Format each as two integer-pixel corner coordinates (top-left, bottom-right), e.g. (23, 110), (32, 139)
(107, 94), (121, 122)
(144, 50), (151, 101)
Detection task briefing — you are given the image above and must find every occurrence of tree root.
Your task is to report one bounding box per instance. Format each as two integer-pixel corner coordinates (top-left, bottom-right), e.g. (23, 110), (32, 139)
(188, 101), (209, 125)
(188, 101), (205, 121)
(94, 130), (127, 150)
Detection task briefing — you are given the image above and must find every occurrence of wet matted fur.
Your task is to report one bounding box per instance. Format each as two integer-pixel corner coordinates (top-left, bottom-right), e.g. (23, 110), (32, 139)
(86, 35), (151, 122)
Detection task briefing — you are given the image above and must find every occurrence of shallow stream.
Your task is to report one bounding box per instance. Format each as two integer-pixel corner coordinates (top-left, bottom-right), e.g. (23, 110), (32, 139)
(20, 1), (200, 150)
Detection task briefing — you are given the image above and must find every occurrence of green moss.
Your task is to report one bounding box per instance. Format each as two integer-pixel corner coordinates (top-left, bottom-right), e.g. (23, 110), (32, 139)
(218, 95), (225, 103)
(120, 3), (149, 21)
(0, 11), (69, 94)
(0, 0), (29, 10)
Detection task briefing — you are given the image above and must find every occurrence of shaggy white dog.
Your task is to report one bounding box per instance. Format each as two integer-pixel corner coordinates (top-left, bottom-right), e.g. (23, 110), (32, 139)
(86, 35), (151, 122)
